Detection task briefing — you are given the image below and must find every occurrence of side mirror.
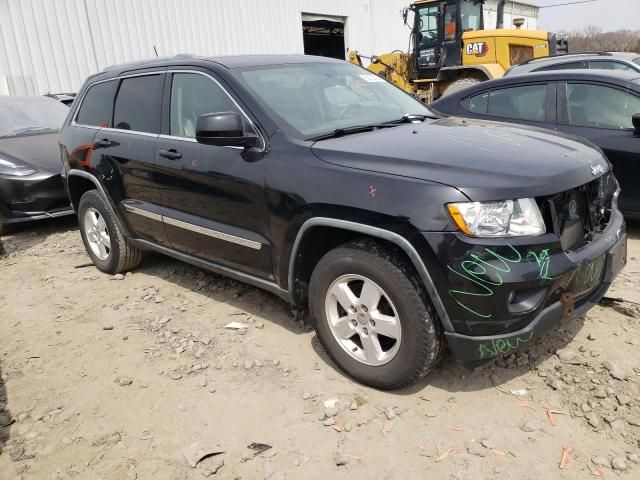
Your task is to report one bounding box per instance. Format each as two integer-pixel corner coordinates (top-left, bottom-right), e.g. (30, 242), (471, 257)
(195, 112), (258, 148)
(633, 113), (640, 134)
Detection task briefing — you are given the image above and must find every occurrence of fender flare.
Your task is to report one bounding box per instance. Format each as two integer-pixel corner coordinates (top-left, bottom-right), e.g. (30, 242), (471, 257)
(67, 169), (131, 237)
(288, 217), (454, 332)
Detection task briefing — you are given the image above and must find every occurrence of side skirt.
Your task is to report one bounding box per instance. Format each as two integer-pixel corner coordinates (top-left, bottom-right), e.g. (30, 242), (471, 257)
(131, 238), (291, 303)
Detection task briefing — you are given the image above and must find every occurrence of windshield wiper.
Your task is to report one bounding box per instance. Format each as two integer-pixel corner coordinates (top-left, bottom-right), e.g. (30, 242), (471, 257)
(378, 113), (439, 125)
(309, 125), (379, 141)
(309, 113), (439, 141)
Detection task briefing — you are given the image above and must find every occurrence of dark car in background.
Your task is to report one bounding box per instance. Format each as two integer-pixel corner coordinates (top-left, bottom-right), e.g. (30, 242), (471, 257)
(431, 69), (640, 218)
(0, 96), (73, 235)
(505, 52), (640, 76)
(59, 55), (625, 389)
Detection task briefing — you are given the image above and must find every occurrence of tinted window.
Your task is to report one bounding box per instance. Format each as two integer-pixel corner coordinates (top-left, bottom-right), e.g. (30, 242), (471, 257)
(113, 75), (163, 133)
(170, 73), (241, 138)
(76, 80), (117, 127)
(465, 85), (547, 122)
(537, 61), (586, 71)
(589, 60), (635, 72)
(564, 83), (640, 129)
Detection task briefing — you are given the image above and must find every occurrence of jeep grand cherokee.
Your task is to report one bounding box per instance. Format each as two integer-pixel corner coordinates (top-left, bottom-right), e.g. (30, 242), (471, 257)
(59, 55), (627, 389)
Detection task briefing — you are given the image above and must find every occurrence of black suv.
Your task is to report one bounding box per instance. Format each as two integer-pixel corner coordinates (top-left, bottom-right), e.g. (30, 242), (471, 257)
(60, 55), (627, 389)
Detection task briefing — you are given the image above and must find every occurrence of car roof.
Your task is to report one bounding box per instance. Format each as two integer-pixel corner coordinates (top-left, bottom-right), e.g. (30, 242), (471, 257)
(508, 51), (640, 74)
(473, 69), (640, 90)
(83, 53), (345, 85)
(100, 53), (342, 73)
(431, 69), (640, 109)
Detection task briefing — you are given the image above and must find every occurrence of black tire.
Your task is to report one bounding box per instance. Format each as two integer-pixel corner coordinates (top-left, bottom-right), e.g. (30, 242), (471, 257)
(77, 190), (142, 274)
(308, 239), (444, 390)
(442, 77), (482, 97)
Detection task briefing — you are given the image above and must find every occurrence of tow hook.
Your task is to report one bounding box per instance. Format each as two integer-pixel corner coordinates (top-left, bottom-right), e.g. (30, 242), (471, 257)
(560, 292), (575, 319)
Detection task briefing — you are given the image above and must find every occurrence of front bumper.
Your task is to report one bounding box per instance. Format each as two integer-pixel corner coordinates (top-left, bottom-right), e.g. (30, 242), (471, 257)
(0, 172), (73, 225)
(426, 208), (626, 362)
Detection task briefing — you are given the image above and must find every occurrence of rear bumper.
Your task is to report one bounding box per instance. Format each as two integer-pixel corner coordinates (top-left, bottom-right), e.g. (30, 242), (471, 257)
(0, 172), (73, 224)
(443, 210), (626, 361)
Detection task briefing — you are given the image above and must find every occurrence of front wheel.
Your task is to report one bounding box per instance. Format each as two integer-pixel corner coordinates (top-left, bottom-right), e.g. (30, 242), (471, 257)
(308, 239), (443, 389)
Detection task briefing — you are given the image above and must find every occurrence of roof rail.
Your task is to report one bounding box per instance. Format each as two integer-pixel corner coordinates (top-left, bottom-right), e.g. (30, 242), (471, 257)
(519, 51), (614, 66)
(102, 53), (200, 72)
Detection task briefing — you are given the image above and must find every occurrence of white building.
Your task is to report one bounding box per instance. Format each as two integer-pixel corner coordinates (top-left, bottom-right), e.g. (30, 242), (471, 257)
(0, 0), (539, 96)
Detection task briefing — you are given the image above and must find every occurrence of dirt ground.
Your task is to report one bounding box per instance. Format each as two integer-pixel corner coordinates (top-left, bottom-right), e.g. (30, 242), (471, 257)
(1, 217), (639, 480)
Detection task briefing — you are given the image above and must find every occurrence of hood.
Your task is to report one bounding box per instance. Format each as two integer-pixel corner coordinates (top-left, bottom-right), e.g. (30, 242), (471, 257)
(0, 132), (62, 174)
(311, 117), (609, 202)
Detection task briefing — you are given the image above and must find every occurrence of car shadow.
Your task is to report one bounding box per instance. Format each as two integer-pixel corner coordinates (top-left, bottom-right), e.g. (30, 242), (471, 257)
(0, 215), (78, 257)
(0, 362), (10, 451)
(132, 254), (312, 336)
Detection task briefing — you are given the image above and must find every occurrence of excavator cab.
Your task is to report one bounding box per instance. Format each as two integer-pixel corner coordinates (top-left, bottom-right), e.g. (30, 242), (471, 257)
(409, 0), (484, 79)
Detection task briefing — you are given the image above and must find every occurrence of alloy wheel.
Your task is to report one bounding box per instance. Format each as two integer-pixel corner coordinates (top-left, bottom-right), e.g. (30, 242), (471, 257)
(324, 274), (402, 366)
(83, 207), (111, 260)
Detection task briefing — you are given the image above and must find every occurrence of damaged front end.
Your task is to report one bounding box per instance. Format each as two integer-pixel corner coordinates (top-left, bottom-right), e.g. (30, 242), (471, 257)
(425, 171), (626, 362)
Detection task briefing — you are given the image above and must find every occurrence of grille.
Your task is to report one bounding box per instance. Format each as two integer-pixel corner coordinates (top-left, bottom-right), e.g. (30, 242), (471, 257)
(541, 173), (615, 251)
(509, 45), (534, 66)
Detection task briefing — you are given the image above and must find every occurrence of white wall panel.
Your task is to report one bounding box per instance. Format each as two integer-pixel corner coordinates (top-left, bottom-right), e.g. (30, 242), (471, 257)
(0, 0), (540, 96)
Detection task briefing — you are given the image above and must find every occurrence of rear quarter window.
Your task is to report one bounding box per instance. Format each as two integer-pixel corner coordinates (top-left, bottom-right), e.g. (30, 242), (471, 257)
(76, 80), (117, 127)
(536, 61), (586, 72)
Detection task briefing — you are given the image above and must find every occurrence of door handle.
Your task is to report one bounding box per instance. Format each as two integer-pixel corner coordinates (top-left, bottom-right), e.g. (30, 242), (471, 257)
(158, 149), (182, 160)
(94, 138), (114, 148)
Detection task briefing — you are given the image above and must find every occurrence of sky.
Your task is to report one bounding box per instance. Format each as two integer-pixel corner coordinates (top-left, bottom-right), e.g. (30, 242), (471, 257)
(531, 0), (640, 32)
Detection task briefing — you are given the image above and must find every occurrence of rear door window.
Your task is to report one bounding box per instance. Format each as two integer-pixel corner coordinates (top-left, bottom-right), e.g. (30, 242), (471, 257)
(563, 83), (640, 129)
(588, 60), (636, 72)
(76, 80), (117, 127)
(464, 84), (548, 122)
(113, 74), (164, 133)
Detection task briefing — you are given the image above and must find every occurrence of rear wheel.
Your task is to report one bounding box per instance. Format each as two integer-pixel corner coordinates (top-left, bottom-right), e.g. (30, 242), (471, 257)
(308, 239), (443, 389)
(78, 190), (142, 274)
(442, 77), (483, 97)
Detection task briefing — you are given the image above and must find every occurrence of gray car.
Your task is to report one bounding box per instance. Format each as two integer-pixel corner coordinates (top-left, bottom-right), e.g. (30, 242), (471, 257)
(505, 52), (640, 77)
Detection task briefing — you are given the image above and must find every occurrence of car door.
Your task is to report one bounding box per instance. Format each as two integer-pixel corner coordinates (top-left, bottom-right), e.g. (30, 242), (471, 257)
(89, 70), (169, 245)
(556, 81), (640, 215)
(458, 82), (556, 131)
(154, 69), (272, 279)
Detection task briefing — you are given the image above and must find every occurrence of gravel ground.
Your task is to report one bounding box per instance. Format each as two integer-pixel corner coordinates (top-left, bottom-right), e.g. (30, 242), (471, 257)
(1, 217), (639, 480)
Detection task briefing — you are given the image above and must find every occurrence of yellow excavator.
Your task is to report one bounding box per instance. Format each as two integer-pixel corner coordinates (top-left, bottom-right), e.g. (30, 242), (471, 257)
(349, 0), (567, 102)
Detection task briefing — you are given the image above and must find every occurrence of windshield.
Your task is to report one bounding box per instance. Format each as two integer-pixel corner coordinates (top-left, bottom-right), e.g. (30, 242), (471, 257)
(461, 1), (483, 31)
(238, 62), (433, 138)
(0, 96), (69, 138)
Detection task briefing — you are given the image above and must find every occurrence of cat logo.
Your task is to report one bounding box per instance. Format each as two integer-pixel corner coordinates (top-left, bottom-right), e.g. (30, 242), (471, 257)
(465, 41), (488, 57)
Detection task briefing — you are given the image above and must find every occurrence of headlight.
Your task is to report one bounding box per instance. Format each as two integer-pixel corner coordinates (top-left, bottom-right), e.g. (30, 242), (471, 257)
(0, 158), (37, 176)
(447, 198), (545, 237)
